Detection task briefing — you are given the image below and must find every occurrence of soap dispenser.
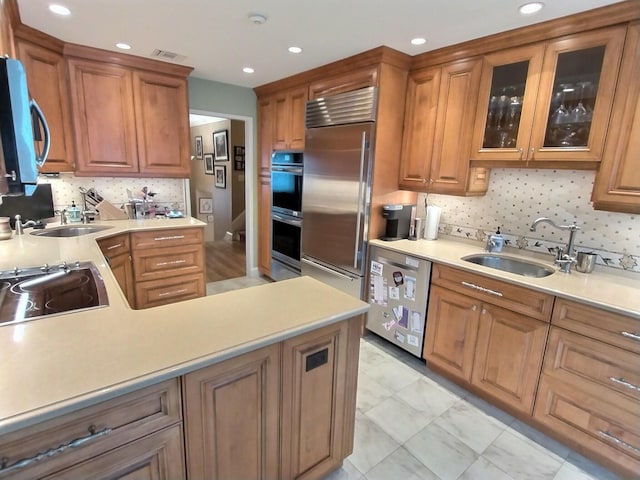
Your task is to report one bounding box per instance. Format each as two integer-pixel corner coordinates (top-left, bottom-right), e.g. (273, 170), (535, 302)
(68, 201), (81, 223)
(489, 227), (504, 253)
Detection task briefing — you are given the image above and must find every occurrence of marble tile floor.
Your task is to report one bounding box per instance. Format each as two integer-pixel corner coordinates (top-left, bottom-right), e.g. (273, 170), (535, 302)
(205, 275), (272, 296)
(324, 333), (624, 480)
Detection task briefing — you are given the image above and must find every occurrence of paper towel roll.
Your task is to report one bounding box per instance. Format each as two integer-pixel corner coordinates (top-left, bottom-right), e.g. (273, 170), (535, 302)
(424, 205), (441, 240)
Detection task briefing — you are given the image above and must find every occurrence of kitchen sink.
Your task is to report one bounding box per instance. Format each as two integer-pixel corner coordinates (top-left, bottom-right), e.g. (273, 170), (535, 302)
(30, 225), (113, 238)
(461, 253), (555, 278)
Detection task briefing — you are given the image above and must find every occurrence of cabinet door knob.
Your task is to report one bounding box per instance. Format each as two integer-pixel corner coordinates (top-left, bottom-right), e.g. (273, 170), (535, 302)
(529, 147), (535, 160)
(518, 147), (524, 160)
(481, 308), (487, 315)
(471, 305), (477, 311)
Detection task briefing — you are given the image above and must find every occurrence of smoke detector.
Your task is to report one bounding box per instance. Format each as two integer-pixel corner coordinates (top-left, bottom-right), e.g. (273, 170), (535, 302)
(248, 13), (267, 25)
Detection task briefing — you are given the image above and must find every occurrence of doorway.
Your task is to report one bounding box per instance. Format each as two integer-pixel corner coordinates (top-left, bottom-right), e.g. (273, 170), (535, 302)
(188, 110), (258, 290)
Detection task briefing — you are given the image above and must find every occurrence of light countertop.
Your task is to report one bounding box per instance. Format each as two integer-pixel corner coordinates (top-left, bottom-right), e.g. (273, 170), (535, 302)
(369, 237), (640, 319)
(0, 219), (369, 435)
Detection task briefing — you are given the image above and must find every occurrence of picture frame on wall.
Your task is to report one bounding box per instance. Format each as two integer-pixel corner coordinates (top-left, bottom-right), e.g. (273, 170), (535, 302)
(214, 165), (226, 189)
(195, 136), (203, 159)
(213, 130), (229, 161)
(233, 145), (245, 171)
(198, 197), (213, 214)
(204, 153), (214, 174)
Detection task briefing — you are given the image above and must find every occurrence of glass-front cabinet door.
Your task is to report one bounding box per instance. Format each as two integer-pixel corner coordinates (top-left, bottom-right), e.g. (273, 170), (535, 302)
(471, 44), (543, 162)
(471, 26), (626, 165)
(529, 26), (626, 163)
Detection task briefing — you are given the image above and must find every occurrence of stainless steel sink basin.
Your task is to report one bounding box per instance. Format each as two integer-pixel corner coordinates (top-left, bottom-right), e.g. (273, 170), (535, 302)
(461, 253), (555, 278)
(30, 225), (113, 238)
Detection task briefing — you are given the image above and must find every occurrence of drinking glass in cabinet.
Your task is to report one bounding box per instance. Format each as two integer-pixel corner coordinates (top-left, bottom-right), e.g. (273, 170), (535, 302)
(482, 61), (528, 149)
(543, 46), (605, 148)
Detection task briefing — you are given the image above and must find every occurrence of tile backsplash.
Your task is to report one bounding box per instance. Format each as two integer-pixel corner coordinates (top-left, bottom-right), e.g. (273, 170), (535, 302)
(417, 169), (639, 273)
(39, 174), (187, 213)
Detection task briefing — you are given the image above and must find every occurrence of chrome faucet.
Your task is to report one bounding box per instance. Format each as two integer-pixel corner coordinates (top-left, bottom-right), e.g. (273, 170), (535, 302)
(81, 210), (98, 224)
(529, 217), (580, 273)
(13, 214), (37, 235)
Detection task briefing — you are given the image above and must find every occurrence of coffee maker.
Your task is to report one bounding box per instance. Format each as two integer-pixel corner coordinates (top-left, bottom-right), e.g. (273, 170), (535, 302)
(380, 204), (413, 241)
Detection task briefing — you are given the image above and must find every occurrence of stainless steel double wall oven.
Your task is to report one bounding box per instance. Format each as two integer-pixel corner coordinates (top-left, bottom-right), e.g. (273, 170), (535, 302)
(270, 152), (303, 279)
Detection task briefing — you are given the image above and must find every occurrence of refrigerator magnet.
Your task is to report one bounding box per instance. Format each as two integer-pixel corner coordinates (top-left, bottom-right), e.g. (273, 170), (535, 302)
(388, 286), (400, 300)
(370, 275), (387, 306)
(392, 271), (404, 286)
(407, 334), (419, 347)
(394, 331), (406, 344)
(371, 261), (383, 276)
(404, 276), (416, 301)
(399, 307), (409, 329)
(392, 305), (402, 322)
(383, 319), (396, 331)
(410, 311), (423, 333)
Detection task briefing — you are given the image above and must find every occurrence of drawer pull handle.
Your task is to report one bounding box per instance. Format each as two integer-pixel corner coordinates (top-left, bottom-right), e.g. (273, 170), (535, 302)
(106, 243), (122, 250)
(0, 425), (111, 474)
(461, 281), (503, 297)
(621, 331), (640, 341)
(155, 259), (187, 267)
(153, 235), (185, 241)
(609, 377), (640, 392)
(158, 288), (188, 297)
(598, 430), (640, 454)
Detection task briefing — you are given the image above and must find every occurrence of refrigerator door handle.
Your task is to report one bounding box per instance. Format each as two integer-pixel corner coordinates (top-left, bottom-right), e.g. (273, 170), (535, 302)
(353, 131), (367, 269)
(301, 257), (356, 282)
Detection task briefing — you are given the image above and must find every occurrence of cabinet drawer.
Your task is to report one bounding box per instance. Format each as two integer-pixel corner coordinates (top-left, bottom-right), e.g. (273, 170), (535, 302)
(432, 264), (554, 321)
(97, 233), (130, 258)
(40, 424), (185, 480)
(552, 298), (640, 354)
(0, 379), (181, 479)
(132, 244), (204, 282)
(131, 227), (203, 250)
(534, 374), (640, 468)
(135, 273), (205, 309)
(544, 327), (640, 402)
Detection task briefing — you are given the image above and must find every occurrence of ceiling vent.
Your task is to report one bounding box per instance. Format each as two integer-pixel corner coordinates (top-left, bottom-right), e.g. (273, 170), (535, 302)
(150, 49), (187, 62)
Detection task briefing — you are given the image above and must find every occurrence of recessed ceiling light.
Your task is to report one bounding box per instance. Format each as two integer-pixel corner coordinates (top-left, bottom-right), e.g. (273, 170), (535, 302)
(49, 4), (71, 16)
(519, 2), (544, 15)
(243, 67), (255, 74)
(115, 43), (132, 50)
(411, 37), (427, 46)
(288, 46), (303, 54)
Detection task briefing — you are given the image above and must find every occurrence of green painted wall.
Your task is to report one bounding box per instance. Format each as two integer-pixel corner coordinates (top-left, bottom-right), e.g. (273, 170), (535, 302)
(188, 77), (256, 119)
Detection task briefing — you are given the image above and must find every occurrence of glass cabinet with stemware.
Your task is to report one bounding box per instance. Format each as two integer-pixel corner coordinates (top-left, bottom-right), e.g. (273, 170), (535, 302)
(471, 26), (627, 166)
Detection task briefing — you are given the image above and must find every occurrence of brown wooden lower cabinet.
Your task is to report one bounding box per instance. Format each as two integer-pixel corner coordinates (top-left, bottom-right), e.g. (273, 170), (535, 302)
(472, 303), (548, 414)
(183, 315), (362, 480)
(182, 344), (280, 480)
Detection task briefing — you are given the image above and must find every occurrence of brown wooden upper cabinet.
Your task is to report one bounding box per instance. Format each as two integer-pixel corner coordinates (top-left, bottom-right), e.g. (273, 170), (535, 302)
(309, 66), (378, 99)
(273, 86), (307, 151)
(471, 26), (626, 166)
(67, 56), (191, 177)
(592, 22), (640, 214)
(399, 58), (489, 195)
(15, 38), (75, 173)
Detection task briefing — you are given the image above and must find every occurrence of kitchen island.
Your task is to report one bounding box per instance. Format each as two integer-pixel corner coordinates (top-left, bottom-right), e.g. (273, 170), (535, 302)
(0, 219), (368, 479)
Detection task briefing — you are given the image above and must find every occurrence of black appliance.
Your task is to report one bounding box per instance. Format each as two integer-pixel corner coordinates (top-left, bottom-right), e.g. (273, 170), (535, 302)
(0, 183), (55, 228)
(270, 152), (303, 280)
(380, 204), (413, 241)
(0, 262), (109, 326)
(0, 57), (50, 197)
(271, 152), (303, 217)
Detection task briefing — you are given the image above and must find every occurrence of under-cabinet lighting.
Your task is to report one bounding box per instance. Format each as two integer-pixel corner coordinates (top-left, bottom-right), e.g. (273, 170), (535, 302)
(49, 4), (71, 16)
(519, 2), (544, 15)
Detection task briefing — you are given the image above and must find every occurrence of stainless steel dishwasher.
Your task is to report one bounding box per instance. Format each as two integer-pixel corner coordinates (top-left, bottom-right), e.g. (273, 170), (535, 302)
(366, 245), (432, 357)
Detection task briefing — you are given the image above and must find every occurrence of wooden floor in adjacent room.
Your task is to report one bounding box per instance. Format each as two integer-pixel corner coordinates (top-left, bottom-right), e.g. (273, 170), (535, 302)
(205, 240), (246, 282)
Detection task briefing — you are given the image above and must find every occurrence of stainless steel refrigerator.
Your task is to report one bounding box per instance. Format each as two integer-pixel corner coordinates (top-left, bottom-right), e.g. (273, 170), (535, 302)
(300, 87), (377, 299)
(367, 245), (432, 357)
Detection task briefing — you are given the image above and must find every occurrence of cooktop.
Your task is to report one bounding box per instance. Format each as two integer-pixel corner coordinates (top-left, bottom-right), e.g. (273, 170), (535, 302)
(0, 261), (109, 326)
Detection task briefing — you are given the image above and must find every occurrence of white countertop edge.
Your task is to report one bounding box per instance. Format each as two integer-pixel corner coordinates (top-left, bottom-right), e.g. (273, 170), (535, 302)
(0, 303), (368, 436)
